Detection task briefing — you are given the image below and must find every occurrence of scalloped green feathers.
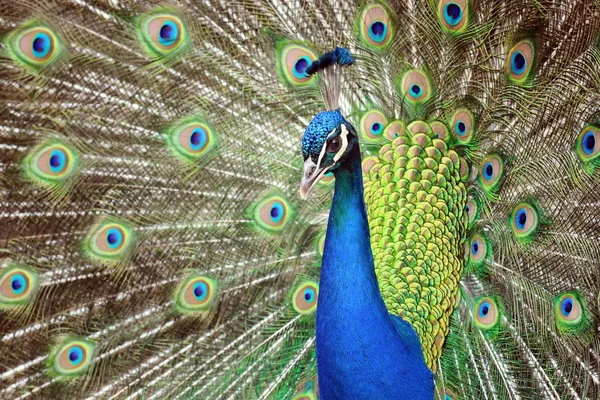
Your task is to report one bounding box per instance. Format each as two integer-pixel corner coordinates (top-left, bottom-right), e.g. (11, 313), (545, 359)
(83, 218), (136, 265)
(429, 121), (449, 141)
(5, 21), (65, 71)
(249, 193), (294, 234)
(136, 10), (189, 58)
(359, 110), (388, 143)
(574, 124), (600, 173)
(478, 153), (504, 196)
(383, 120), (406, 140)
(290, 280), (319, 315)
(275, 40), (317, 88)
(356, 1), (396, 49)
(437, 0), (469, 34)
(165, 117), (218, 162)
(174, 274), (218, 314)
(473, 296), (503, 334)
(553, 291), (591, 335)
(0, 264), (39, 309)
(22, 139), (80, 189)
(47, 337), (96, 378)
(506, 38), (536, 85)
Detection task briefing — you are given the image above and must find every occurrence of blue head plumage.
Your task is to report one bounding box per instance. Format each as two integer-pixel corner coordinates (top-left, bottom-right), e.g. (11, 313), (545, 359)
(302, 110), (346, 160)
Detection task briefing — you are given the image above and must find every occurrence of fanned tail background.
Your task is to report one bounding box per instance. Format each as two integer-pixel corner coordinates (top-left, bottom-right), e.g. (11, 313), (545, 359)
(0, 0), (599, 399)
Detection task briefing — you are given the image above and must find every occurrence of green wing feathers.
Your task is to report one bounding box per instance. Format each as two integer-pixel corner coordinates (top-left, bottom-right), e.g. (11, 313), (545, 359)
(1, 0), (600, 399)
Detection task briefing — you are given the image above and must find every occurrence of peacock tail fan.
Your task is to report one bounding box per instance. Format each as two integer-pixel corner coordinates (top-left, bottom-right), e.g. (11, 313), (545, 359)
(0, 0), (599, 399)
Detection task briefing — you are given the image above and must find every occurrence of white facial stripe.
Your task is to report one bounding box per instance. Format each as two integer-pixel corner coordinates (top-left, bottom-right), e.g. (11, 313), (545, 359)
(315, 128), (334, 171)
(333, 124), (349, 162)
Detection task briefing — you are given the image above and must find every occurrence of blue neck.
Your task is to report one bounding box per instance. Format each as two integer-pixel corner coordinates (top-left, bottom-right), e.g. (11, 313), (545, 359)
(316, 144), (433, 399)
(320, 146), (389, 326)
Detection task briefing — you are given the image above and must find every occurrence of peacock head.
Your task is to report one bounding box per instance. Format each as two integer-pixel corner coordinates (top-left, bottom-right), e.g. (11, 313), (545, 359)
(299, 109), (358, 199)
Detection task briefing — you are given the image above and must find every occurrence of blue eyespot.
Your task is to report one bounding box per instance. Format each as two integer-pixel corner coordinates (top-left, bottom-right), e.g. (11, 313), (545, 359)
(561, 297), (573, 316)
(479, 301), (490, 318)
(510, 51), (526, 75)
(106, 228), (123, 249)
(454, 121), (466, 136)
(159, 21), (179, 47)
(49, 149), (67, 173)
(410, 84), (423, 98)
(471, 240), (479, 255)
(32, 32), (51, 58)
(582, 131), (596, 155)
(193, 281), (208, 301)
(370, 122), (383, 136)
(515, 208), (527, 230)
(189, 128), (207, 151)
(443, 3), (463, 26)
(269, 201), (284, 223)
(465, 205), (470, 214)
(68, 346), (84, 365)
(292, 56), (312, 79)
(303, 288), (315, 302)
(10, 274), (27, 295)
(483, 162), (494, 181)
(368, 21), (387, 43)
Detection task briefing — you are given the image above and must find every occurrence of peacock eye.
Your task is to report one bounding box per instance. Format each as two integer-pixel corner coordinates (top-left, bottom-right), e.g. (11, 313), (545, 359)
(138, 12), (187, 57)
(0, 265), (39, 308)
(50, 338), (96, 377)
(327, 137), (342, 153)
(291, 280), (319, 315)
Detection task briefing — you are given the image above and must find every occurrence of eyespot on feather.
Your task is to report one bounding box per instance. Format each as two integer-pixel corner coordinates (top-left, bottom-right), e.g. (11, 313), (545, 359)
(383, 120), (406, 140)
(167, 119), (218, 161)
(174, 274), (218, 313)
(357, 2), (395, 49)
(84, 218), (135, 264)
(506, 39), (536, 84)
(450, 108), (475, 143)
(554, 292), (588, 334)
(360, 110), (388, 141)
(137, 11), (188, 57)
(23, 140), (80, 187)
(0, 264), (39, 308)
(469, 234), (486, 263)
(48, 338), (96, 378)
(473, 297), (501, 331)
(277, 42), (317, 87)
(438, 0), (468, 33)
(251, 194), (293, 233)
(291, 281), (319, 315)
(575, 125), (600, 164)
(7, 23), (64, 70)
(510, 202), (539, 241)
(478, 154), (503, 193)
(401, 70), (432, 104)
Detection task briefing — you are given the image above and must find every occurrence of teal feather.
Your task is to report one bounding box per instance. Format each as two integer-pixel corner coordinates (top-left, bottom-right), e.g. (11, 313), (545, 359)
(0, 0), (599, 399)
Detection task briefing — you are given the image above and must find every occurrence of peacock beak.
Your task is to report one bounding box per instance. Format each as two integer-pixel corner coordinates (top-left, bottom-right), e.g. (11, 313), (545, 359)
(299, 158), (329, 200)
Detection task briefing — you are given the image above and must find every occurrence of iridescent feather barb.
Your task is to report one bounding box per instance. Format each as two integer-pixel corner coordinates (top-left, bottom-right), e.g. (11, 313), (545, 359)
(0, 0), (599, 399)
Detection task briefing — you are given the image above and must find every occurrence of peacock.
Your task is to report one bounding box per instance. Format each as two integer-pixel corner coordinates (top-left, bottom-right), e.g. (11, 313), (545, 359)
(0, 0), (599, 398)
